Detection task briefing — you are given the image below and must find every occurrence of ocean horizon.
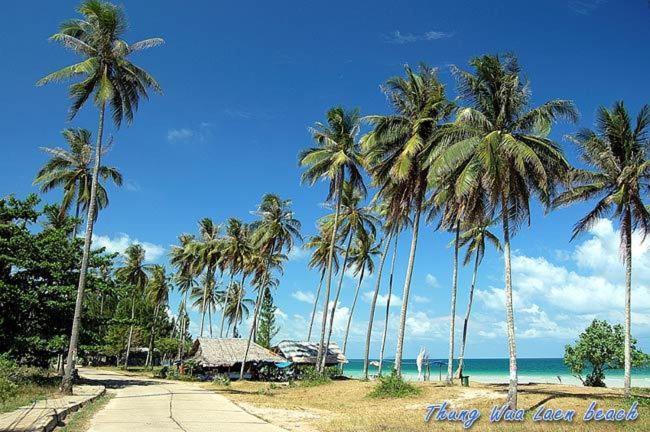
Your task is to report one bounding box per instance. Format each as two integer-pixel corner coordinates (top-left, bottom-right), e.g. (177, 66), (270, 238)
(342, 358), (650, 388)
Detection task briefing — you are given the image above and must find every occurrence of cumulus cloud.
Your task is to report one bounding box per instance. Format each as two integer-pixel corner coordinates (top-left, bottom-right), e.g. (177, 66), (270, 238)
(291, 290), (315, 304)
(288, 245), (309, 261)
(91, 233), (165, 262)
(362, 290), (402, 308)
(425, 274), (441, 288)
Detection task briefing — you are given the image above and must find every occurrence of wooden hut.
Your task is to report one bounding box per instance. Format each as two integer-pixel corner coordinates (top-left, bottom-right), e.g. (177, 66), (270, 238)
(188, 338), (285, 378)
(274, 340), (347, 366)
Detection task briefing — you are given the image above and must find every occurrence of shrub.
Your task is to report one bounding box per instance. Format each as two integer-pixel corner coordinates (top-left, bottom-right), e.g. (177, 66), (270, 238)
(299, 366), (331, 387)
(0, 355), (20, 403)
(212, 374), (231, 387)
(368, 370), (421, 398)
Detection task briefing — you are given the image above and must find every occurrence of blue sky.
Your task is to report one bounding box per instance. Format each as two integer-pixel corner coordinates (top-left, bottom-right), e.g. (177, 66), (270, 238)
(2, 0), (650, 359)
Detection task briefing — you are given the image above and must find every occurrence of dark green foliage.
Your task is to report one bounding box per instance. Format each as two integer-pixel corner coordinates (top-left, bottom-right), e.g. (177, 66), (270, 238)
(368, 370), (421, 398)
(255, 289), (279, 349)
(564, 319), (649, 387)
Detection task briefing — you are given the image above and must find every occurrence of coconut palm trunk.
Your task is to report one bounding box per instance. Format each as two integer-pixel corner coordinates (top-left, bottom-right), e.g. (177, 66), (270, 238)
(378, 233), (398, 375)
(341, 265), (366, 372)
(239, 265), (270, 379)
(61, 102), (105, 394)
(395, 192), (423, 376)
(219, 271), (235, 337)
(145, 304), (160, 368)
(199, 264), (214, 337)
(446, 223), (460, 384)
(71, 198), (81, 239)
(501, 195), (518, 409)
(307, 271), (325, 341)
(208, 306), (213, 338)
(362, 233), (391, 379)
(233, 274), (246, 337)
(624, 208), (632, 397)
(178, 289), (189, 361)
(124, 293), (137, 369)
(456, 251), (479, 379)
(320, 229), (354, 372)
(316, 174), (343, 372)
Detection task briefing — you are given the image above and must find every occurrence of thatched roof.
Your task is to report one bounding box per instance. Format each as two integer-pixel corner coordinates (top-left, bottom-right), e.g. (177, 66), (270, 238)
(275, 340), (347, 365)
(189, 338), (285, 367)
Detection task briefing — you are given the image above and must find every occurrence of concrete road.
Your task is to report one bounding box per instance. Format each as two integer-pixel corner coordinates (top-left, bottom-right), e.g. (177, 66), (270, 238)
(80, 368), (286, 432)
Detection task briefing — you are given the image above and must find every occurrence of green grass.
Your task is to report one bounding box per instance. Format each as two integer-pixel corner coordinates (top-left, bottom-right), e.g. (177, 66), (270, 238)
(59, 394), (113, 432)
(0, 374), (59, 413)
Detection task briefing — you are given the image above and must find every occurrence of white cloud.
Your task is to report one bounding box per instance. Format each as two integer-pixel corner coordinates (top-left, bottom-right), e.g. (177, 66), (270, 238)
(384, 30), (453, 44)
(288, 245), (308, 261)
(413, 295), (430, 304)
(362, 290), (402, 308)
(167, 128), (194, 142)
(291, 290), (315, 304)
(274, 308), (288, 320)
(425, 274), (440, 288)
(91, 233), (165, 262)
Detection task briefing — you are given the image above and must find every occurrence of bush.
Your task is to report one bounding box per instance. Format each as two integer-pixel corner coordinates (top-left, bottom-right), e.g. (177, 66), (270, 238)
(368, 370), (421, 398)
(299, 366), (331, 387)
(0, 355), (21, 403)
(212, 374), (231, 387)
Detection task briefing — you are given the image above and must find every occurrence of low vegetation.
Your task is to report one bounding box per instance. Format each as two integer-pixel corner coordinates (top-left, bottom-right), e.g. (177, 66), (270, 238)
(0, 355), (58, 413)
(59, 394), (114, 432)
(367, 370), (421, 398)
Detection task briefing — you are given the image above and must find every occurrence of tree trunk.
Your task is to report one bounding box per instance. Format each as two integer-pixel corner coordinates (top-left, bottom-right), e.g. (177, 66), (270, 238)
(502, 195), (518, 409)
(456, 251), (479, 379)
(146, 304), (160, 368)
(71, 199), (81, 239)
(342, 265), (365, 372)
(239, 266), (269, 379)
(61, 101), (106, 395)
(177, 289), (189, 362)
(307, 271), (326, 341)
(394, 192), (423, 376)
(124, 294), (136, 370)
(233, 273), (246, 338)
(320, 229), (354, 372)
(316, 173), (343, 372)
(379, 233), (398, 376)
(363, 233), (391, 379)
(624, 208), (632, 397)
(219, 271), (235, 337)
(446, 223), (460, 384)
(199, 264), (214, 338)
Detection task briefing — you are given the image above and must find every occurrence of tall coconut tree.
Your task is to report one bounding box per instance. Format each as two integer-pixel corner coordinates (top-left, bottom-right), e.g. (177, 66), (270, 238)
(239, 195), (301, 379)
(433, 54), (577, 408)
(115, 244), (151, 369)
(34, 128), (122, 238)
(193, 218), (224, 337)
(191, 275), (223, 338)
(170, 233), (197, 361)
(554, 101), (649, 397)
(38, 0), (163, 393)
(320, 183), (378, 371)
(144, 265), (170, 368)
(219, 218), (251, 337)
(223, 281), (254, 337)
(341, 234), (380, 367)
(455, 217), (501, 378)
(362, 64), (454, 375)
(299, 107), (365, 371)
(305, 225), (340, 341)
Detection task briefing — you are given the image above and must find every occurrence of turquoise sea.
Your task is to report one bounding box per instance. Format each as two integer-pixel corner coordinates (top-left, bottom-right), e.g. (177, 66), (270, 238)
(343, 358), (650, 387)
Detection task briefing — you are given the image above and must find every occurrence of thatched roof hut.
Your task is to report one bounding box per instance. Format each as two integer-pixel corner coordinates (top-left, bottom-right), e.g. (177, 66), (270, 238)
(275, 340), (347, 365)
(189, 338), (285, 368)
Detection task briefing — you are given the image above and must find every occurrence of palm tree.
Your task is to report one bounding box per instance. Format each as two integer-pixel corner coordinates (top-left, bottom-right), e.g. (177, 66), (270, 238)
(299, 106), (365, 371)
(434, 54), (577, 408)
(321, 183), (378, 371)
(220, 218), (251, 337)
(170, 233), (197, 361)
(363, 198), (411, 379)
(115, 244), (151, 369)
(341, 234), (380, 367)
(455, 217), (501, 378)
(239, 194), (301, 379)
(38, 0), (163, 394)
(193, 218), (224, 337)
(191, 275), (223, 338)
(554, 102), (649, 397)
(305, 223), (341, 341)
(223, 281), (254, 337)
(145, 265), (170, 368)
(33, 128), (122, 238)
(362, 64), (454, 375)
